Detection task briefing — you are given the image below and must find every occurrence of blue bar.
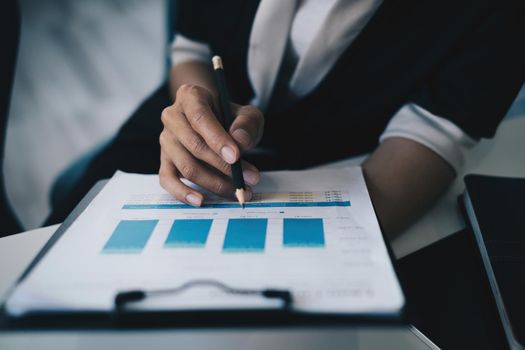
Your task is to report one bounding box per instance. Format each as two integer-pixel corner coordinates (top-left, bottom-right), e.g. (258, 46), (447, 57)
(165, 219), (213, 247)
(223, 219), (267, 252)
(123, 201), (350, 210)
(283, 218), (325, 247)
(102, 220), (158, 253)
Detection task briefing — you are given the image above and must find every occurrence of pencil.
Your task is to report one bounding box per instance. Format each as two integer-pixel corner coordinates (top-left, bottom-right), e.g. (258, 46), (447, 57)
(212, 55), (247, 207)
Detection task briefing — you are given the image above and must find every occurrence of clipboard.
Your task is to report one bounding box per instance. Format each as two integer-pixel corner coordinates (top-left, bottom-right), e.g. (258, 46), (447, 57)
(1, 169), (406, 329)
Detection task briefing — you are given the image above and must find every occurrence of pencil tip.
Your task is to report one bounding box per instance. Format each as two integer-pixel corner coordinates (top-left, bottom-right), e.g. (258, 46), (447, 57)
(235, 188), (246, 208)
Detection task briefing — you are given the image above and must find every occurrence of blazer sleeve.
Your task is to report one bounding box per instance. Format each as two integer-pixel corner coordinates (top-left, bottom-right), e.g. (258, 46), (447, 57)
(410, 0), (525, 139)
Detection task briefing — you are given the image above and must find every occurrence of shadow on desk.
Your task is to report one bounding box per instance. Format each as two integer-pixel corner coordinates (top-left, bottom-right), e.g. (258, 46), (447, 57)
(398, 229), (508, 350)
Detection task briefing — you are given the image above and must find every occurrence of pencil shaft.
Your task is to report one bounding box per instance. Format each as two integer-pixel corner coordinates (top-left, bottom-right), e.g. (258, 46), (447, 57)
(231, 161), (245, 189)
(214, 68), (235, 128)
(213, 57), (245, 192)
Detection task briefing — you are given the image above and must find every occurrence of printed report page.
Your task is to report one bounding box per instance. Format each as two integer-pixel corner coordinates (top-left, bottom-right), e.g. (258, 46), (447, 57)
(7, 167), (404, 317)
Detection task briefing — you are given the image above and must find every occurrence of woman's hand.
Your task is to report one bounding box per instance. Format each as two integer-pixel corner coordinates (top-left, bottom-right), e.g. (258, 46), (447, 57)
(159, 84), (264, 206)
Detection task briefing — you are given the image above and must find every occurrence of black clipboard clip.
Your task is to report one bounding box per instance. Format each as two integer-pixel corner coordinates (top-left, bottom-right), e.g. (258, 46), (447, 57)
(114, 279), (293, 313)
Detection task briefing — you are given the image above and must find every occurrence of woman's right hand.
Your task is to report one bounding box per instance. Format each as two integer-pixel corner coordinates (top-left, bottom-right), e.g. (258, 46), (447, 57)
(159, 84), (264, 206)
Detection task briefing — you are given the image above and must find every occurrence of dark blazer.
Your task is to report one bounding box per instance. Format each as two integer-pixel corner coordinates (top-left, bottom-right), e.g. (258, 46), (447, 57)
(175, 0), (525, 168)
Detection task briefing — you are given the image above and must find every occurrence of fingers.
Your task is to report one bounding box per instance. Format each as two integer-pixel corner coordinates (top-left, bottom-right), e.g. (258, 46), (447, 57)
(159, 84), (264, 203)
(174, 145), (236, 198)
(230, 105), (264, 151)
(160, 130), (238, 199)
(162, 110), (260, 185)
(241, 160), (260, 186)
(163, 108), (232, 177)
(177, 84), (240, 164)
(159, 149), (204, 206)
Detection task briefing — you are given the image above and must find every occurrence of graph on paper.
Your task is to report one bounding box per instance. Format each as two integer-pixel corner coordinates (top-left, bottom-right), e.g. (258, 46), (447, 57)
(102, 191), (346, 254)
(102, 217), (327, 254)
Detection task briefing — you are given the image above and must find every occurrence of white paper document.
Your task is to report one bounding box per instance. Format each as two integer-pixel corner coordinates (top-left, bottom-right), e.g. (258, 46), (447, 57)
(6, 167), (404, 317)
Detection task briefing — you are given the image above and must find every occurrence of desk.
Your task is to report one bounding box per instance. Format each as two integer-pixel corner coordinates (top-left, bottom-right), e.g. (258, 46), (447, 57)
(1, 116), (524, 349)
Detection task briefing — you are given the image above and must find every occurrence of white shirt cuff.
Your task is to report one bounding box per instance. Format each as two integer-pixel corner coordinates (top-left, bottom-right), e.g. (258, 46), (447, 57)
(380, 103), (477, 173)
(170, 34), (212, 67)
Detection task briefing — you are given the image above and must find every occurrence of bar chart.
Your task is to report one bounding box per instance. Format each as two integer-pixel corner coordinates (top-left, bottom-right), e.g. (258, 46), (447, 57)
(101, 191), (351, 254)
(102, 217), (326, 254)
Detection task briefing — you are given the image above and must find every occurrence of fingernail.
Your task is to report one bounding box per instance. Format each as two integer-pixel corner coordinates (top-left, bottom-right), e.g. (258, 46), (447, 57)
(232, 129), (251, 148)
(221, 146), (236, 164)
(186, 193), (202, 206)
(243, 169), (260, 186)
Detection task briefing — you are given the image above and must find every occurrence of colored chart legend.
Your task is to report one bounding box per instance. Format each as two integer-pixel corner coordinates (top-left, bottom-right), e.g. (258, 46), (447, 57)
(165, 219), (213, 247)
(223, 219), (267, 252)
(122, 191), (351, 210)
(102, 220), (158, 253)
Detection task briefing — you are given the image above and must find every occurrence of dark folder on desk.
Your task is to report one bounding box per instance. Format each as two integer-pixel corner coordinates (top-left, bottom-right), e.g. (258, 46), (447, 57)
(462, 175), (525, 350)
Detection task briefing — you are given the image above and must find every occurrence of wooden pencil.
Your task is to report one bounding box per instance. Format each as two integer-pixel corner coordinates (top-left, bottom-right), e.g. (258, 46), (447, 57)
(212, 55), (247, 207)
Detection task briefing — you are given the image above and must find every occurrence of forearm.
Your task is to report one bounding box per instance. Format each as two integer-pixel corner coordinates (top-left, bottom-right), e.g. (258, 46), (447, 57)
(169, 61), (217, 100)
(362, 137), (455, 239)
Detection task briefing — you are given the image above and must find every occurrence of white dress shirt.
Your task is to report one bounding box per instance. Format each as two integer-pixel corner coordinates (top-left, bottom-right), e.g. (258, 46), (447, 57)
(170, 0), (476, 172)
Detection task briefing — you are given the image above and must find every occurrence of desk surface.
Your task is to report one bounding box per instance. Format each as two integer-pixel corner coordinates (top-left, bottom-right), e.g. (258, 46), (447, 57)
(2, 116), (524, 349)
